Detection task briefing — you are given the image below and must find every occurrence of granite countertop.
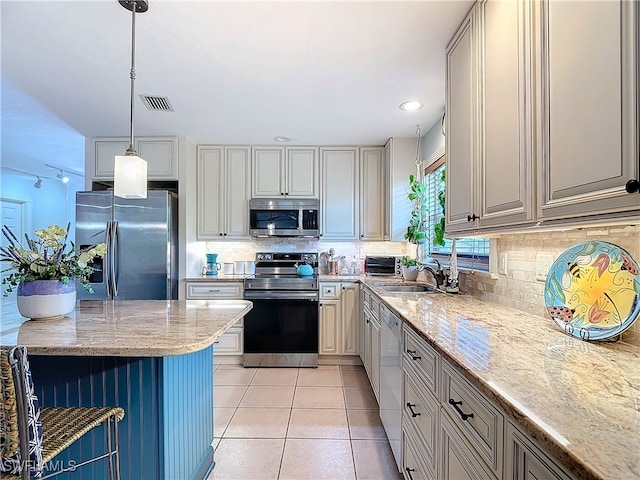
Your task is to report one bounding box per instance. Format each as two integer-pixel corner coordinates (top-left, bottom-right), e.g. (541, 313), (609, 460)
(362, 279), (640, 480)
(0, 299), (253, 357)
(185, 275), (252, 282)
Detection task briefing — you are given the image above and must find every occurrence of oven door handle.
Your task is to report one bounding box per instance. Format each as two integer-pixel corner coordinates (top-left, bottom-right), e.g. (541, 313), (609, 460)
(244, 291), (319, 301)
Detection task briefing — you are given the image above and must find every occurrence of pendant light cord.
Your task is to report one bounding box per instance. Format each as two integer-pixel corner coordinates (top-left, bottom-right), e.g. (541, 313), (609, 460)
(127, 0), (138, 155)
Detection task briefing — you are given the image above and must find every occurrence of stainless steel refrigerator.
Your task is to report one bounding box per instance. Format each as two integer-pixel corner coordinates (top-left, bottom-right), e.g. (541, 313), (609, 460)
(75, 190), (178, 300)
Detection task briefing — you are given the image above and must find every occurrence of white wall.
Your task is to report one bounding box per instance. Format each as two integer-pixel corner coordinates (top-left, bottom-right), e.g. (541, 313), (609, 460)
(420, 113), (445, 167)
(0, 172), (83, 241)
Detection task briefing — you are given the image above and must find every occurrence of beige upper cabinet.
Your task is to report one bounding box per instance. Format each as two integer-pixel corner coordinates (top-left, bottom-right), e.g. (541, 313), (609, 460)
(90, 136), (179, 181)
(536, 0), (639, 221)
(445, 5), (479, 233)
(252, 146), (318, 198)
(479, 0), (534, 228)
(320, 147), (359, 240)
(359, 147), (387, 241)
(197, 145), (250, 240)
(446, 1), (535, 234)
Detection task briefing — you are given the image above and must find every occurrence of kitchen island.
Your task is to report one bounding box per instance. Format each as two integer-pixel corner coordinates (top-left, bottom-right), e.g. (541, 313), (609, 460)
(0, 299), (252, 480)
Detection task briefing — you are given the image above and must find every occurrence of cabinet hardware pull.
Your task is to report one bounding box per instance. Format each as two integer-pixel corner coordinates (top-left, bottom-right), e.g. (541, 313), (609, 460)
(405, 467), (416, 480)
(280, 192), (285, 195)
(448, 398), (474, 421)
(406, 402), (421, 418)
(467, 214), (480, 221)
(625, 179), (640, 194)
(406, 349), (421, 361)
(219, 233), (223, 236)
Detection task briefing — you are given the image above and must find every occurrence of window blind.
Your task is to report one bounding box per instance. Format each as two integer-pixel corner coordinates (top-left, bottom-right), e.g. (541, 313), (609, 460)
(423, 163), (489, 270)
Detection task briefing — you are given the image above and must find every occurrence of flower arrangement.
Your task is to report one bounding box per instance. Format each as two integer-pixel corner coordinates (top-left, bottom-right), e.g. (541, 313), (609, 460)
(0, 224), (106, 296)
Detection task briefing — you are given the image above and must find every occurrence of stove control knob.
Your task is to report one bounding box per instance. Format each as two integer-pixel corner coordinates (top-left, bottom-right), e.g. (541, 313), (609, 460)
(265, 254), (272, 261)
(257, 254), (264, 261)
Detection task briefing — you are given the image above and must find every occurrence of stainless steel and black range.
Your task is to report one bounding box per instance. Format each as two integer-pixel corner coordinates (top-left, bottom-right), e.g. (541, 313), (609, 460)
(243, 252), (319, 367)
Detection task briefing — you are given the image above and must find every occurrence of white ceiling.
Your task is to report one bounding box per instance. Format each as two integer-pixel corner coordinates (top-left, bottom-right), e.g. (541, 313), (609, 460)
(1, 0), (473, 177)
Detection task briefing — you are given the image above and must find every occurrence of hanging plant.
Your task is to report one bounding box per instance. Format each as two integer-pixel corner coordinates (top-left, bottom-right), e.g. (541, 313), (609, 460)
(433, 168), (446, 247)
(404, 174), (428, 244)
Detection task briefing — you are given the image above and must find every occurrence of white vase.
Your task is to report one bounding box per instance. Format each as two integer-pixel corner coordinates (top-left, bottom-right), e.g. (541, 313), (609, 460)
(17, 280), (76, 320)
(401, 265), (419, 282)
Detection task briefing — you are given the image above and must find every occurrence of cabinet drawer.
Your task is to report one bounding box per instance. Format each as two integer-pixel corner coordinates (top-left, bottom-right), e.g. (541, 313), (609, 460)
(403, 373), (439, 476)
(403, 325), (439, 396)
(320, 282), (341, 299)
(186, 282), (243, 299)
(213, 327), (243, 355)
(402, 423), (435, 480)
(440, 412), (497, 480)
(362, 288), (371, 309)
(441, 360), (504, 479)
(370, 295), (380, 320)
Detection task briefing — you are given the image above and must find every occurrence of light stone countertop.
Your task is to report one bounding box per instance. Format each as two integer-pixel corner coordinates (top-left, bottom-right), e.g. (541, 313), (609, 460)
(185, 275), (252, 282)
(0, 299), (253, 357)
(362, 279), (640, 480)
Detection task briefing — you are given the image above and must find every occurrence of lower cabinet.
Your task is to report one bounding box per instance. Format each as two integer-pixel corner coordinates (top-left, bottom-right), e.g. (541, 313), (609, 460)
(360, 285), (380, 401)
(185, 280), (244, 357)
(319, 282), (360, 356)
(506, 422), (574, 480)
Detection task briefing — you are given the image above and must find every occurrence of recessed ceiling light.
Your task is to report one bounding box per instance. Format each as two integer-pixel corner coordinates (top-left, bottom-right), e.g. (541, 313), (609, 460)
(399, 101), (423, 111)
(274, 136), (290, 142)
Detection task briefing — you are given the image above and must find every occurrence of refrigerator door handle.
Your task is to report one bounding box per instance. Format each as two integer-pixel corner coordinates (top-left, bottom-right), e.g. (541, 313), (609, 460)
(111, 221), (120, 298)
(105, 221), (113, 299)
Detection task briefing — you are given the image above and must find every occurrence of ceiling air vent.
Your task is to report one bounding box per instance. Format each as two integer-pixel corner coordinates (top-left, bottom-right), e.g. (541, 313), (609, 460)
(139, 95), (174, 112)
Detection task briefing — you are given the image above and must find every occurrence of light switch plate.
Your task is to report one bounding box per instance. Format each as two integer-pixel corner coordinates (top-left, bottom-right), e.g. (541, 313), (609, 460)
(498, 253), (508, 275)
(535, 253), (555, 282)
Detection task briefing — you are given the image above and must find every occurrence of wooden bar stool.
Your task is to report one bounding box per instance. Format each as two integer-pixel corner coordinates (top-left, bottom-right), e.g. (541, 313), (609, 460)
(0, 347), (125, 480)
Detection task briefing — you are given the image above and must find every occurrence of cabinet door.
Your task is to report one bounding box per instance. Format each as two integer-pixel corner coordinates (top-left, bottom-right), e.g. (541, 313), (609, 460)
(196, 146), (224, 239)
(252, 147), (284, 197)
(93, 137), (178, 180)
(362, 307), (372, 377)
(94, 139), (130, 178)
(340, 283), (359, 355)
(320, 148), (359, 239)
(137, 137), (178, 179)
(445, 7), (479, 232)
(480, 0), (534, 228)
(360, 147), (386, 240)
(370, 316), (381, 401)
(224, 147), (251, 239)
(319, 301), (340, 354)
(537, 0), (639, 220)
(506, 422), (573, 480)
(286, 147), (318, 197)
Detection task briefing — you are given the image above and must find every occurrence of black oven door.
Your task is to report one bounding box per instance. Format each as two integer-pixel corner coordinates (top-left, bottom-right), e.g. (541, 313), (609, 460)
(244, 296), (318, 354)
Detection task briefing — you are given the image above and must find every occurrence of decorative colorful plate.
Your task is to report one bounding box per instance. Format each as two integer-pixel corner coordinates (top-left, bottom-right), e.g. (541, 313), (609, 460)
(544, 241), (640, 341)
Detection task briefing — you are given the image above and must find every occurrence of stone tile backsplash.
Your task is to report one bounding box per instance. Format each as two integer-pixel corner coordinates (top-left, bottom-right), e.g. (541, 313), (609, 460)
(201, 224), (639, 345)
(458, 225), (640, 345)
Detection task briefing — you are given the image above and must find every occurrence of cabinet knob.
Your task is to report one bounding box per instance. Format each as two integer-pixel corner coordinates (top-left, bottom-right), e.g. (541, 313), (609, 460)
(360, 234), (364, 238)
(280, 192), (285, 196)
(219, 233), (223, 236)
(467, 214), (480, 222)
(625, 179), (640, 194)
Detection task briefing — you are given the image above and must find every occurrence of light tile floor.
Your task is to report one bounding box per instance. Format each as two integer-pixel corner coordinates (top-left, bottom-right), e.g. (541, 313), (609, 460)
(208, 364), (403, 480)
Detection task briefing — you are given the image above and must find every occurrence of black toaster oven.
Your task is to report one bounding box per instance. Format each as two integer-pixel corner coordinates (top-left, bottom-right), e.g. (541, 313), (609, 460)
(364, 256), (402, 276)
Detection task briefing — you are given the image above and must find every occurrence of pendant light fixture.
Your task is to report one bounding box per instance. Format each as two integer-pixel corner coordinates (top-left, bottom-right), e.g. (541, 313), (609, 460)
(114, 0), (149, 199)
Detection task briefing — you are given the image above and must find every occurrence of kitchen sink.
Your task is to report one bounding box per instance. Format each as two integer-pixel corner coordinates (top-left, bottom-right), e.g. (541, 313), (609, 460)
(379, 284), (440, 293)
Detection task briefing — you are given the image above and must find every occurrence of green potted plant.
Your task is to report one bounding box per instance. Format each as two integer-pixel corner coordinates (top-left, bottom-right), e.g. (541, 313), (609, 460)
(404, 174), (428, 244)
(401, 256), (421, 281)
(433, 167), (446, 247)
(0, 223), (106, 320)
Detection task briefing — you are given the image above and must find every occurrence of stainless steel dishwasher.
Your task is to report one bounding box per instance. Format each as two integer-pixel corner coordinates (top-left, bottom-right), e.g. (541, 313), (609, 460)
(379, 304), (402, 471)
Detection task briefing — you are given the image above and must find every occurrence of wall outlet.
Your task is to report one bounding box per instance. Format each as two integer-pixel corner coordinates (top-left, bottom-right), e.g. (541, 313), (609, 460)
(498, 253), (508, 275)
(535, 253), (555, 282)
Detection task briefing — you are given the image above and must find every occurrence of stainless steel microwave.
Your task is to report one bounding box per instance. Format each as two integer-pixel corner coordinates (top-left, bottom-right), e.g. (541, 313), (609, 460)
(249, 198), (320, 238)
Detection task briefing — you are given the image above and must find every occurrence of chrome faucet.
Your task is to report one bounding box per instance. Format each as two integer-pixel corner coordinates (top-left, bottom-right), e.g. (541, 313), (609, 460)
(422, 261), (445, 289)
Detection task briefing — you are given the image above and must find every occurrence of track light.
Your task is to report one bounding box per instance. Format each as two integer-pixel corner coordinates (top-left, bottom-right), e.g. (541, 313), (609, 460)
(34, 177), (43, 189)
(56, 170), (70, 183)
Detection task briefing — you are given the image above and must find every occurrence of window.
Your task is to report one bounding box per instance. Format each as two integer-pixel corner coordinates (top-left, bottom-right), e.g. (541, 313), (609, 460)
(422, 156), (489, 271)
